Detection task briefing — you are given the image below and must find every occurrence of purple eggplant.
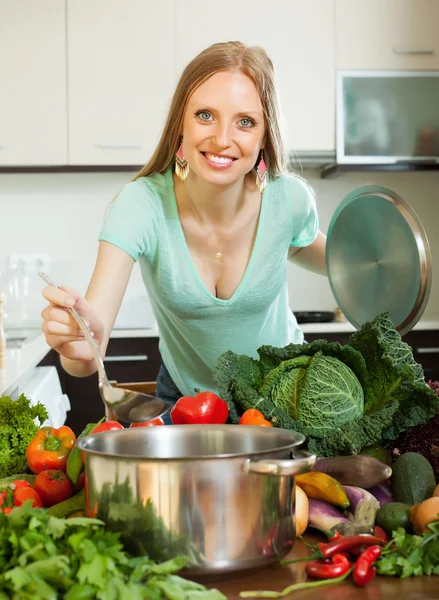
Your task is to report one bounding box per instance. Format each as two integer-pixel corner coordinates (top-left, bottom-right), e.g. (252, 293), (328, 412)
(308, 498), (372, 536)
(366, 483), (394, 506)
(307, 498), (351, 532)
(344, 486), (380, 528)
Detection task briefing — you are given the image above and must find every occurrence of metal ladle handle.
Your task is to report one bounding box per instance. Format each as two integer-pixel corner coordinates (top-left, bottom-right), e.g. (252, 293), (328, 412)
(38, 271), (110, 387)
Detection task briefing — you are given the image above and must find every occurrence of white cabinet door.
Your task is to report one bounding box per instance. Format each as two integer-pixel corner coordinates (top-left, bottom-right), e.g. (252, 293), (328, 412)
(67, 0), (177, 165)
(336, 0), (439, 69)
(0, 0), (67, 166)
(175, 0), (335, 152)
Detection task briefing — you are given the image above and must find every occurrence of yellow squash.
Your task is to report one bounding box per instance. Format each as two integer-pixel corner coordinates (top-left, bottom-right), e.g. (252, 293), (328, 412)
(295, 471), (350, 509)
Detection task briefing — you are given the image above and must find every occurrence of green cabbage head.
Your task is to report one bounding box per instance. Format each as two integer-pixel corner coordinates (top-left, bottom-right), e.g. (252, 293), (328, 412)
(259, 351), (364, 437)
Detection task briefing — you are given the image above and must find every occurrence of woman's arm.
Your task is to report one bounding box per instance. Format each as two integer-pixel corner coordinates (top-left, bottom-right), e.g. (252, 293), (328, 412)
(60, 241), (134, 377)
(288, 231), (327, 276)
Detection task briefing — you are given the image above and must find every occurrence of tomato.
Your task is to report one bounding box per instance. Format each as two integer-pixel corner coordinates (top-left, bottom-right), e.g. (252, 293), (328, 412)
(14, 487), (43, 508)
(239, 409), (272, 427)
(34, 470), (73, 507)
(130, 417), (165, 427)
(91, 421), (124, 434)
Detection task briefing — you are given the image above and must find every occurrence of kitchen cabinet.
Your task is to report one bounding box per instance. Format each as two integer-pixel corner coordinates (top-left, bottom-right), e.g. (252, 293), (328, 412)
(40, 337), (161, 435)
(336, 0), (439, 70)
(174, 0), (335, 152)
(67, 0), (177, 165)
(0, 0), (67, 166)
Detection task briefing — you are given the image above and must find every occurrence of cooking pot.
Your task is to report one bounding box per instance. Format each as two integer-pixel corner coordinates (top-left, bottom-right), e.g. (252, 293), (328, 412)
(77, 425), (315, 575)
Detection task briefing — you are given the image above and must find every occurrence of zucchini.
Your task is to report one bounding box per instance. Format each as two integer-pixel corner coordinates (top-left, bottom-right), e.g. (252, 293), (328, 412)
(391, 452), (436, 506)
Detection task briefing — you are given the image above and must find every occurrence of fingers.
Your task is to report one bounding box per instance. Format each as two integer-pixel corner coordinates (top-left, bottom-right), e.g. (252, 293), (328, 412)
(42, 285), (76, 308)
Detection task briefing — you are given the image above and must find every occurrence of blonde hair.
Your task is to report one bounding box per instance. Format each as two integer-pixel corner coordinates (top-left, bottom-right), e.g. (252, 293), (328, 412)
(133, 41), (286, 181)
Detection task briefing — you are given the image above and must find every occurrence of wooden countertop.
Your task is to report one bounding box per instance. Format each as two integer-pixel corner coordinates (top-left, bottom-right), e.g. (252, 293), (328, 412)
(207, 534), (439, 599)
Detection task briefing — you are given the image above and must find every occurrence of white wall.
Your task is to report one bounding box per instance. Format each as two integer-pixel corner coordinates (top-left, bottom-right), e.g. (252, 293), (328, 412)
(1, 168), (438, 325)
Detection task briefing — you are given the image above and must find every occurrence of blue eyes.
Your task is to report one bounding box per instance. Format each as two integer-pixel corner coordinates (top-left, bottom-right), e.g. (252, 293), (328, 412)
(194, 110), (256, 128)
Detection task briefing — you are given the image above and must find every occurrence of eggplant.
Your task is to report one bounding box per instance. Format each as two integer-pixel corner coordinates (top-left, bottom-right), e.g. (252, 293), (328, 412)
(307, 498), (372, 536)
(344, 486), (380, 528)
(366, 483), (394, 506)
(307, 498), (351, 533)
(315, 455), (392, 488)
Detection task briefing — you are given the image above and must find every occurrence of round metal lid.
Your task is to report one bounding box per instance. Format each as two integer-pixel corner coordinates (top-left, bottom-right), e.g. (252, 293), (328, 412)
(326, 185), (432, 336)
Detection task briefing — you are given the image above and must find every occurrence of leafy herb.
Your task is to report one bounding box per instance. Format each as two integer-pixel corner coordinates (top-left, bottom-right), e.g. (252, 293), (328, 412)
(0, 503), (226, 599)
(0, 394), (48, 478)
(377, 519), (439, 578)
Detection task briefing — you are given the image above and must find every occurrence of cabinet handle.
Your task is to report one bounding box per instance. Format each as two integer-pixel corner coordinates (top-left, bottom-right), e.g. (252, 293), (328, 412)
(104, 354), (149, 362)
(393, 47), (435, 55)
(416, 348), (439, 354)
(94, 144), (144, 150)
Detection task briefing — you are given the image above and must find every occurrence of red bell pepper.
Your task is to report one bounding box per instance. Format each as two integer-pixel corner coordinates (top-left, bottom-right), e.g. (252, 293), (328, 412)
(26, 426), (76, 474)
(170, 391), (228, 425)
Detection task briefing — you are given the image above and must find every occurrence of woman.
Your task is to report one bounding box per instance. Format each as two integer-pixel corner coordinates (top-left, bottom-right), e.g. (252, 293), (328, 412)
(41, 41), (327, 423)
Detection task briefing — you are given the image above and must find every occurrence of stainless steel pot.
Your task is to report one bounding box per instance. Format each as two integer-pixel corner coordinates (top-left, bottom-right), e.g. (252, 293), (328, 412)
(77, 425), (315, 575)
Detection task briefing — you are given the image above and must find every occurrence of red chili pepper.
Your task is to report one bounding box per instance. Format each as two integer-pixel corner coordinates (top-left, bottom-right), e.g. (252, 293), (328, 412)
(306, 553), (351, 580)
(170, 391), (229, 425)
(327, 530), (343, 541)
(318, 535), (384, 560)
(353, 545), (382, 587)
(373, 525), (388, 543)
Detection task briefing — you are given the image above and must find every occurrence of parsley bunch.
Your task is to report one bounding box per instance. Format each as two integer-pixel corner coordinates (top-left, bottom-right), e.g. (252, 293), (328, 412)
(0, 503), (227, 599)
(377, 519), (439, 578)
(0, 394), (48, 479)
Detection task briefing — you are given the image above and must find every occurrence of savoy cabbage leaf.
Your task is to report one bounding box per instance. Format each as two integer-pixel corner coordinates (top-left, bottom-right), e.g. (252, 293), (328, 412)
(259, 352), (364, 437)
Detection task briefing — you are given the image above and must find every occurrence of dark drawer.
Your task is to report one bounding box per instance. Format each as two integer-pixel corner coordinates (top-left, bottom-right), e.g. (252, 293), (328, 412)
(104, 337), (161, 382)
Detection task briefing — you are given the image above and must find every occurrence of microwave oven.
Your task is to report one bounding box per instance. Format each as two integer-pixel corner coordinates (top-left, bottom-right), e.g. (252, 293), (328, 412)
(336, 70), (439, 165)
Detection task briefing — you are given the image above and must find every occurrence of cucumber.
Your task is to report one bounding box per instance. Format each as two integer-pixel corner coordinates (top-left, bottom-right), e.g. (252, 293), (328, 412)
(391, 452), (436, 506)
(360, 445), (393, 468)
(376, 502), (411, 535)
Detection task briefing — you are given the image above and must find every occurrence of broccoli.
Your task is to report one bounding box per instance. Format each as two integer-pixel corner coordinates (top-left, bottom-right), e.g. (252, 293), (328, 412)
(0, 394), (48, 478)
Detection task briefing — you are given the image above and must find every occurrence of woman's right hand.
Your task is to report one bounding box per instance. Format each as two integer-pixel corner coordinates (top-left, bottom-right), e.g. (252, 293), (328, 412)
(41, 285), (105, 362)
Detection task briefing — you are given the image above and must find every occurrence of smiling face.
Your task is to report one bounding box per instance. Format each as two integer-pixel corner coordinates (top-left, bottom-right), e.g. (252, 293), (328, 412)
(181, 70), (266, 186)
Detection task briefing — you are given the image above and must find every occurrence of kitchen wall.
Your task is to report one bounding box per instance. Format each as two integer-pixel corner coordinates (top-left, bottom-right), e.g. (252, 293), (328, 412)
(1, 167), (438, 324)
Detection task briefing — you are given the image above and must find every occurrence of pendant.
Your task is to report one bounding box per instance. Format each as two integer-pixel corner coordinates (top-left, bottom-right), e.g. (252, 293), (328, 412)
(215, 251), (224, 262)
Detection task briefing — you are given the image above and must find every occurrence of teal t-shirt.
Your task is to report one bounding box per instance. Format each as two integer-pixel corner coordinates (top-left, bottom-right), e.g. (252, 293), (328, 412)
(99, 168), (318, 397)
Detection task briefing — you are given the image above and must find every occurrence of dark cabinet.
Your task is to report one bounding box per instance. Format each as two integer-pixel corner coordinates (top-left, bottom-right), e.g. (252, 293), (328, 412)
(39, 336), (161, 435)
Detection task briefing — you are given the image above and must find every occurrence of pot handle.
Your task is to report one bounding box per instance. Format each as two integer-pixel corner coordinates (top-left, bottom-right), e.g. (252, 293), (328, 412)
(243, 450), (316, 477)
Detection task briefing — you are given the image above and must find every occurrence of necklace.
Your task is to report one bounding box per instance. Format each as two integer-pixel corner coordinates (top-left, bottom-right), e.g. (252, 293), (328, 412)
(187, 192), (245, 262)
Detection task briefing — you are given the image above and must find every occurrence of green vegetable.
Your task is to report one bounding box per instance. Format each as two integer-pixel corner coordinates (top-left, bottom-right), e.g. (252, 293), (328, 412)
(391, 452), (436, 505)
(46, 488), (85, 518)
(259, 353), (364, 437)
(214, 313), (439, 457)
(0, 502), (227, 599)
(66, 417), (105, 484)
(0, 394), (48, 478)
(376, 502), (412, 535)
(377, 519), (439, 577)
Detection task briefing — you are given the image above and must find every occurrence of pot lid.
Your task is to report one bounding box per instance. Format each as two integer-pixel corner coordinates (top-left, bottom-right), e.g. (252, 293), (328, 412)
(326, 185), (432, 336)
